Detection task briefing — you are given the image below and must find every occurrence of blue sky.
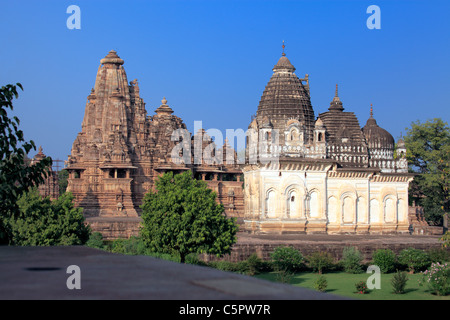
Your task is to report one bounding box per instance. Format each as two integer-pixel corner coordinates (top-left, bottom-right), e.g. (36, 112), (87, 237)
(1, 0), (449, 162)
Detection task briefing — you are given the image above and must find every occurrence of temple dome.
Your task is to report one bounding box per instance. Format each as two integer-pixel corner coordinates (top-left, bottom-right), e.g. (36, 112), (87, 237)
(100, 50), (124, 65)
(272, 55), (296, 72)
(255, 52), (315, 143)
(362, 107), (394, 150)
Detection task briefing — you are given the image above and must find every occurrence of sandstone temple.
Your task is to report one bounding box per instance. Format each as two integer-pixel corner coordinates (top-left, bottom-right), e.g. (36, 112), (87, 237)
(64, 49), (415, 238)
(65, 50), (243, 238)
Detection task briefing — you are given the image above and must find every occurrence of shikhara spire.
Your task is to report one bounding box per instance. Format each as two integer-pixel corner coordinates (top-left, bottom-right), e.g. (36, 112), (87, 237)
(329, 84), (344, 111)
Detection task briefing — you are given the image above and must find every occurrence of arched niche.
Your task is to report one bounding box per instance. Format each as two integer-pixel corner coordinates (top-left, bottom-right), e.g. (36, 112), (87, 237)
(356, 197), (367, 223)
(265, 188), (277, 219)
(308, 189), (320, 219)
(369, 198), (380, 223)
(327, 196), (338, 223)
(384, 196), (397, 223)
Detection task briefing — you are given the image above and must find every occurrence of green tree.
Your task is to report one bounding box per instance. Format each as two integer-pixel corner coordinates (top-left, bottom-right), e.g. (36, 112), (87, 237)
(7, 188), (90, 245)
(404, 118), (450, 225)
(0, 83), (52, 244)
(140, 171), (238, 263)
(58, 169), (69, 195)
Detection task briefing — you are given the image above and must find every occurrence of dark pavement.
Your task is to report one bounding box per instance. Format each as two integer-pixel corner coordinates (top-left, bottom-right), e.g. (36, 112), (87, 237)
(0, 246), (347, 300)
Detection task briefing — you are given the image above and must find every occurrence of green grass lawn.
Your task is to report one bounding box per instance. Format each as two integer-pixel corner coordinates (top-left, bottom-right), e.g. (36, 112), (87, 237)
(255, 271), (450, 300)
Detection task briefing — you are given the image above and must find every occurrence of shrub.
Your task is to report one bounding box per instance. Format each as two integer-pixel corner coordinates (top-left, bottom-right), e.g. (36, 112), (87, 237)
(314, 275), (328, 292)
(398, 248), (431, 273)
(208, 261), (238, 272)
(419, 262), (450, 296)
(391, 271), (409, 294)
(275, 270), (294, 284)
(372, 249), (397, 273)
(246, 253), (264, 275)
(440, 231), (450, 248)
(147, 251), (180, 263)
(271, 246), (305, 273)
(86, 232), (105, 249)
(109, 236), (149, 255)
(185, 253), (207, 266)
(208, 260), (249, 274)
(427, 248), (450, 263)
(307, 251), (335, 274)
(355, 281), (369, 294)
(341, 247), (364, 274)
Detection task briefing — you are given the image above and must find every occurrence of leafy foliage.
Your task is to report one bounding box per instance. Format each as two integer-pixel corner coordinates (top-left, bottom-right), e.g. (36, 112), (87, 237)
(440, 231), (450, 249)
(85, 232), (106, 249)
(341, 246), (364, 274)
(404, 118), (450, 225)
(207, 260), (249, 274)
(307, 251), (335, 274)
(313, 275), (328, 292)
(7, 188), (90, 245)
(391, 270), (409, 294)
(0, 83), (52, 243)
(108, 236), (150, 255)
(398, 248), (431, 273)
(355, 280), (369, 294)
(372, 249), (397, 273)
(419, 262), (450, 296)
(427, 247), (450, 264)
(270, 246), (305, 273)
(140, 171), (238, 263)
(58, 169), (69, 195)
(245, 253), (264, 276)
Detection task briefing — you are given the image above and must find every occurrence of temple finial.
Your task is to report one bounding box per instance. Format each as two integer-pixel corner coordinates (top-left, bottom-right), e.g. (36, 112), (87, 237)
(335, 84), (338, 97)
(370, 104), (373, 118)
(282, 40), (286, 56)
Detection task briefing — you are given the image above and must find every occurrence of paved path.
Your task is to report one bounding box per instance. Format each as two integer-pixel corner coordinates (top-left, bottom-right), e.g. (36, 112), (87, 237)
(0, 246), (347, 300)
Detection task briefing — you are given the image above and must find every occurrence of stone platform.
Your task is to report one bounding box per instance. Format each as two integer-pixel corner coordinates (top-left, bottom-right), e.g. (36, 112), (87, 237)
(203, 232), (446, 263)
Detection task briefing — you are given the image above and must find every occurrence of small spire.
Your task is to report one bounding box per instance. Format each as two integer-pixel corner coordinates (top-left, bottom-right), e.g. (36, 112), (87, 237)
(370, 104), (373, 118)
(329, 84), (344, 111)
(155, 96), (173, 116)
(282, 40), (286, 56)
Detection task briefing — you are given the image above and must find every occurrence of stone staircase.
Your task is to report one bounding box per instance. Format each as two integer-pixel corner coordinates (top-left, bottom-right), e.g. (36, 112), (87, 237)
(408, 206), (444, 235)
